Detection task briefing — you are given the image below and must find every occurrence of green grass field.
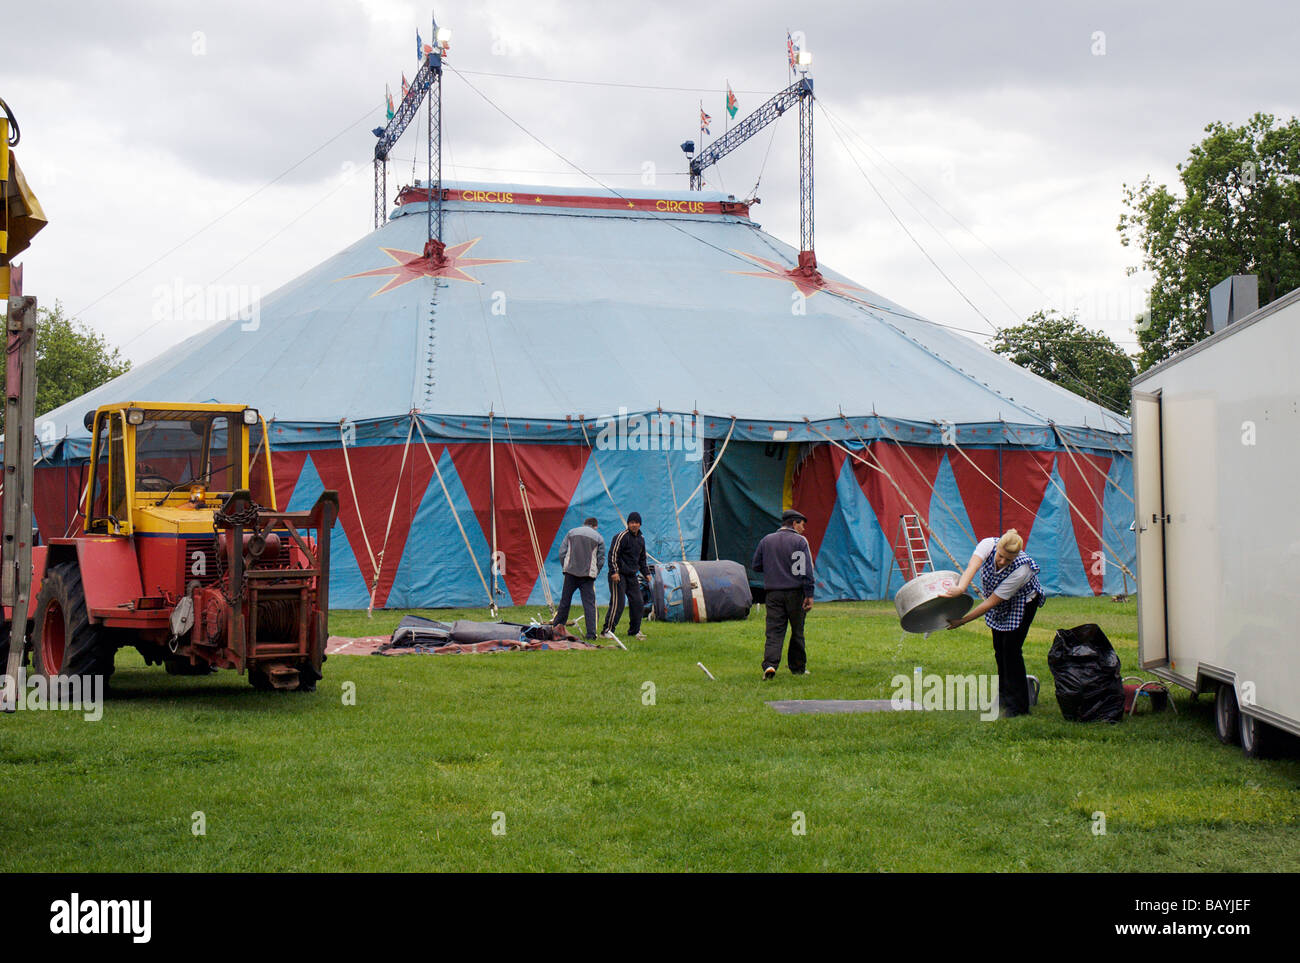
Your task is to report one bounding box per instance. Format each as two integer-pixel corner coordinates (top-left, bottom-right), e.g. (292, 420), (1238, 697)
(1, 597), (1296, 872)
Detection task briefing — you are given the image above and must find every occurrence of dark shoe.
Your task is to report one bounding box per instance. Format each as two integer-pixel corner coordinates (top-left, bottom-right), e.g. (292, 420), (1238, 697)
(763, 666), (776, 680)
(791, 669), (809, 676)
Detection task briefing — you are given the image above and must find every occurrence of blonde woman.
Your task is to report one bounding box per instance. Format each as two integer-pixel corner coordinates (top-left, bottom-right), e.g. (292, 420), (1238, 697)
(943, 529), (1046, 717)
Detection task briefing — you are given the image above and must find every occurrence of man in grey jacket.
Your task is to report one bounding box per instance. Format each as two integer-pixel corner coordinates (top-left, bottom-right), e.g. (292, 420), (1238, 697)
(752, 509), (815, 678)
(551, 517), (605, 640)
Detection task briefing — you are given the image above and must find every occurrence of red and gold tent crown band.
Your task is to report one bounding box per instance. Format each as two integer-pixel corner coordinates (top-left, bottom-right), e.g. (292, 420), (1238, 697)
(396, 185), (751, 218)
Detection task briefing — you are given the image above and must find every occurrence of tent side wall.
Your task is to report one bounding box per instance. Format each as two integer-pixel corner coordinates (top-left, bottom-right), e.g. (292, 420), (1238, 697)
(782, 440), (1136, 599)
(31, 431), (1134, 608)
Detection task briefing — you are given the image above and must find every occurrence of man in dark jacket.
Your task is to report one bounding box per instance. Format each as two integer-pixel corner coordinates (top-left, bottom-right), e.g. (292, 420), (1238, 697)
(552, 517), (604, 640)
(752, 509), (815, 679)
(601, 512), (651, 641)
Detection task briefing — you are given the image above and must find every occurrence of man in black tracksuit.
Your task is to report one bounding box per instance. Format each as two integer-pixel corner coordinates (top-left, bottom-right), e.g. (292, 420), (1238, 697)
(601, 512), (651, 640)
(752, 509), (815, 679)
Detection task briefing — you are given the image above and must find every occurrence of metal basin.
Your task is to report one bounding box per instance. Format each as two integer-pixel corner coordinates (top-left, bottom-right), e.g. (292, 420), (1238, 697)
(894, 570), (973, 633)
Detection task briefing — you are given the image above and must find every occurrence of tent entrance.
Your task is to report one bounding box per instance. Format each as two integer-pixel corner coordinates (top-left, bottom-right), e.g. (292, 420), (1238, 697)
(704, 441), (797, 587)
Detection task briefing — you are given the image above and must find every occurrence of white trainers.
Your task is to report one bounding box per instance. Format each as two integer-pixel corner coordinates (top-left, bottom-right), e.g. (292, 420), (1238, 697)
(634, 632), (647, 641)
(601, 630), (617, 640)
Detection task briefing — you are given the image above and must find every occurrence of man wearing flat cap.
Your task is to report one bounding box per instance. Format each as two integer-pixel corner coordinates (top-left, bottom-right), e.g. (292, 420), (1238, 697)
(752, 508), (816, 679)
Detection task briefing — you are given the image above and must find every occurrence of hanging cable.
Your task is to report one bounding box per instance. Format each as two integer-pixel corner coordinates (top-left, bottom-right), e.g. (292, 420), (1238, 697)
(518, 482), (555, 613)
(662, 418), (688, 561)
(817, 102), (1003, 336)
(76, 103), (380, 321)
(803, 420), (962, 570)
(819, 98), (1055, 306)
(365, 415), (417, 616)
(338, 419), (380, 593)
(817, 101), (1134, 419)
(413, 417), (496, 615)
(1018, 443), (1137, 583)
(701, 453), (721, 561)
(1048, 428), (1138, 566)
(747, 115), (783, 201)
(577, 417), (626, 529)
(854, 415), (978, 547)
(1055, 427), (1135, 505)
(941, 427), (1041, 520)
(676, 416), (736, 515)
(576, 416), (664, 567)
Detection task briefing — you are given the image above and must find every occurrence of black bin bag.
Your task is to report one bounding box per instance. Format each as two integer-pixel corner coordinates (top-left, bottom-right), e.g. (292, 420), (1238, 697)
(1047, 623), (1125, 723)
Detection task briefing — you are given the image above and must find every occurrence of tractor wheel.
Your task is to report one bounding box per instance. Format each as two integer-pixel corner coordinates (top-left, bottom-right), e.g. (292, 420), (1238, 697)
(1213, 683), (1239, 746)
(0, 620), (10, 670)
(296, 661), (320, 693)
(31, 562), (115, 683)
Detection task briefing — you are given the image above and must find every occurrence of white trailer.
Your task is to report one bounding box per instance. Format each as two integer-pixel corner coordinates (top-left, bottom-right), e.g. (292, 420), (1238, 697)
(1132, 285), (1300, 758)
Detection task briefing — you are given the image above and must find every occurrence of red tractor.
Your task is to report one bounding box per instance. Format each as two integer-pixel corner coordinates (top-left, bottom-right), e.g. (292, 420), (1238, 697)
(4, 402), (338, 691)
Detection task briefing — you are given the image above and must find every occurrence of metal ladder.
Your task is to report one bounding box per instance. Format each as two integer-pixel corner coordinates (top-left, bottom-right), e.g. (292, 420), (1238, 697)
(888, 513), (937, 651)
(895, 513), (932, 581)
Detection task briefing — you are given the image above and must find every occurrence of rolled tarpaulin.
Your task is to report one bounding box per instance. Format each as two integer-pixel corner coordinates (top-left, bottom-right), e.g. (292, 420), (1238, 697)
(652, 560), (752, 622)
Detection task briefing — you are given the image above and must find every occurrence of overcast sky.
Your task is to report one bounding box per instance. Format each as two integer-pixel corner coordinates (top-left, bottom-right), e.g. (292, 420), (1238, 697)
(6, 0), (1297, 364)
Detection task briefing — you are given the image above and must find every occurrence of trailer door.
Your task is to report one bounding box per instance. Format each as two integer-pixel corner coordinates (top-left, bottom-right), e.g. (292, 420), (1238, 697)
(1132, 390), (1167, 667)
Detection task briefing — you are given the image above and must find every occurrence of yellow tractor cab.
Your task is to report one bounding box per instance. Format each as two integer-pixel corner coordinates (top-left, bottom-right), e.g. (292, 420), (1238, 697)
(82, 402), (276, 537)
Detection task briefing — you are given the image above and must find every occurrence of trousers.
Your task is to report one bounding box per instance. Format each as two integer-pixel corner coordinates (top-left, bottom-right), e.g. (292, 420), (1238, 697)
(991, 599), (1040, 716)
(601, 573), (643, 636)
(763, 588), (807, 673)
(553, 574), (597, 639)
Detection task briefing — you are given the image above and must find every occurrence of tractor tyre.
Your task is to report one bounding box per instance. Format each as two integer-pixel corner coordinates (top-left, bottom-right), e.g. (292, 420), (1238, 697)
(0, 620), (11, 671)
(31, 562), (115, 683)
(296, 661), (320, 693)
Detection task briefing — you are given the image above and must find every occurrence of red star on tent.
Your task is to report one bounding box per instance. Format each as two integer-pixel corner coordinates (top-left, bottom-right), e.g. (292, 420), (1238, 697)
(339, 238), (519, 296)
(730, 250), (877, 303)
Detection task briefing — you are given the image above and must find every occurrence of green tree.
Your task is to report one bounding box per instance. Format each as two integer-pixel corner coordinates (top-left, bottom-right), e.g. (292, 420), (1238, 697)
(0, 301), (131, 430)
(1119, 113), (1300, 370)
(989, 310), (1135, 415)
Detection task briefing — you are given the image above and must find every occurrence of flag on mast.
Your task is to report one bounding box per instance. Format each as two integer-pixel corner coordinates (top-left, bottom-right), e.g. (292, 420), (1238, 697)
(787, 30), (799, 70)
(401, 73), (410, 100)
(726, 83), (738, 119)
(417, 30), (424, 63)
(700, 102), (712, 137)
(385, 84), (395, 121)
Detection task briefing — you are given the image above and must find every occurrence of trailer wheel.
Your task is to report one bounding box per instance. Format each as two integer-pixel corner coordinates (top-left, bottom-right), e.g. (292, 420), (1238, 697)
(1238, 712), (1278, 759)
(1213, 683), (1239, 746)
(31, 562), (115, 683)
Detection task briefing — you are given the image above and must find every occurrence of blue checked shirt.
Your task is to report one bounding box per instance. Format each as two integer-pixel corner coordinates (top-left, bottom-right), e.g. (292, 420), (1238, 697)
(979, 550), (1045, 631)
